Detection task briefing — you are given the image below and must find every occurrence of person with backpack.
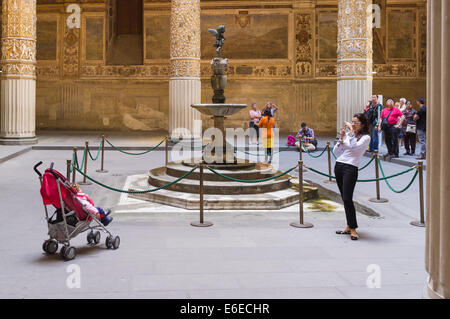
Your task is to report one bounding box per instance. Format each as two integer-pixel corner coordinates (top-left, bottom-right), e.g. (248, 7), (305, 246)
(365, 95), (383, 153)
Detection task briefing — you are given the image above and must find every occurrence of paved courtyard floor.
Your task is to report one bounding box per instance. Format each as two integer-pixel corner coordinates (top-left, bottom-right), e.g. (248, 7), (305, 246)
(0, 133), (427, 299)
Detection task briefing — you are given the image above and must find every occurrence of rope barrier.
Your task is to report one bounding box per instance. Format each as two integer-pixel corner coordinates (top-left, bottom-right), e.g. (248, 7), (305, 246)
(378, 159), (419, 193)
(206, 164), (298, 183)
(77, 148), (87, 171)
(105, 138), (165, 156)
(235, 143), (295, 156)
(358, 156), (375, 171)
(87, 139), (103, 161)
(304, 164), (416, 183)
(73, 165), (197, 194)
(301, 141), (327, 158)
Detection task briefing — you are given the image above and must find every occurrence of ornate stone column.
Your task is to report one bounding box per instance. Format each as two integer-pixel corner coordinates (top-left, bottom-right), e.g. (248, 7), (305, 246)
(336, 0), (373, 133)
(424, 0), (450, 299)
(0, 0), (37, 145)
(169, 0), (202, 140)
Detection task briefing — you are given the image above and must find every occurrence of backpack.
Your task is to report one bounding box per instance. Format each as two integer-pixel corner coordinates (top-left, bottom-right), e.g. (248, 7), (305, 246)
(364, 106), (375, 124)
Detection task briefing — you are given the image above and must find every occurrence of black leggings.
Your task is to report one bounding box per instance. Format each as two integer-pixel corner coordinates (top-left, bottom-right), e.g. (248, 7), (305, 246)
(334, 162), (358, 229)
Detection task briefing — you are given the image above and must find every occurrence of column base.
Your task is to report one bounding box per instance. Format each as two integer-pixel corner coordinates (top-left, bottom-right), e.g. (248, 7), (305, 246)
(0, 136), (38, 145)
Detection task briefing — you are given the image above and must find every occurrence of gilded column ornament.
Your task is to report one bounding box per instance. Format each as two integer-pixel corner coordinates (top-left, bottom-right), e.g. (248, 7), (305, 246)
(169, 0), (202, 139)
(1, 0), (37, 79)
(169, 0), (201, 78)
(0, 0), (38, 144)
(336, 0), (373, 135)
(337, 0), (373, 80)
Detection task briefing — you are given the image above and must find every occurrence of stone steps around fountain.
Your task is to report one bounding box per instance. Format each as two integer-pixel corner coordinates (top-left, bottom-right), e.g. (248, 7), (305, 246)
(164, 162), (282, 182)
(148, 166), (291, 195)
(128, 175), (318, 210)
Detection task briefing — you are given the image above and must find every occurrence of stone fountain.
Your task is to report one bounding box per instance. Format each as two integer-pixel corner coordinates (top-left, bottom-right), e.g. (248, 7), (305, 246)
(127, 25), (318, 210)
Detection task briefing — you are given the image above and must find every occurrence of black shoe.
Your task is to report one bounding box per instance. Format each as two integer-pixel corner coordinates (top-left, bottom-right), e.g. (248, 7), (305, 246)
(392, 155), (399, 158)
(105, 209), (112, 217)
(403, 152), (410, 156)
(336, 230), (350, 235)
(351, 235), (359, 241)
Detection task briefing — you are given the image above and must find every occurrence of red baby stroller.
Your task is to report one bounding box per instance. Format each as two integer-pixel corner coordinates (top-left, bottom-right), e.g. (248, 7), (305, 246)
(35, 161), (120, 261)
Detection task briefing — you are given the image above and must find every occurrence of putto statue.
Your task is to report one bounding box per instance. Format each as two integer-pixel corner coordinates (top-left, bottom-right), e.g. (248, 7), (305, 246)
(208, 25), (226, 57)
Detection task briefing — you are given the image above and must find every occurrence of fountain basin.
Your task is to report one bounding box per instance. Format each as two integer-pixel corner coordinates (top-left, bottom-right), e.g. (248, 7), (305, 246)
(191, 104), (247, 117)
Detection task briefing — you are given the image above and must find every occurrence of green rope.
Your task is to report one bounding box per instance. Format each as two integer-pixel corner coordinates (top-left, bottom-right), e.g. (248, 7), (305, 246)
(106, 138), (165, 156)
(235, 143), (295, 156)
(74, 166), (197, 194)
(207, 164), (298, 183)
(87, 139), (103, 161)
(378, 159), (419, 193)
(301, 141), (327, 158)
(358, 156), (375, 171)
(305, 165), (415, 183)
(77, 148), (87, 171)
(331, 149), (338, 159)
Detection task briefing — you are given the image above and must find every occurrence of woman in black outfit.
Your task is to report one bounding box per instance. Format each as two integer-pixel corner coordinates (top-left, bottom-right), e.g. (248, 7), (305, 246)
(333, 113), (371, 240)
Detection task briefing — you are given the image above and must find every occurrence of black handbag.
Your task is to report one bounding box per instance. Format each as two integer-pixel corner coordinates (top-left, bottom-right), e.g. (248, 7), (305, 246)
(381, 109), (394, 131)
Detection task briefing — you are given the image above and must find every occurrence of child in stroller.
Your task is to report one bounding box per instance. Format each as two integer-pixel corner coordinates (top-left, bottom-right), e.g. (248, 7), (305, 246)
(71, 183), (113, 226)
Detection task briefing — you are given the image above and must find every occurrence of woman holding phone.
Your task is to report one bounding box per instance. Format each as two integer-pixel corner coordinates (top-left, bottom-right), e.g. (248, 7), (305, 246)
(333, 113), (371, 240)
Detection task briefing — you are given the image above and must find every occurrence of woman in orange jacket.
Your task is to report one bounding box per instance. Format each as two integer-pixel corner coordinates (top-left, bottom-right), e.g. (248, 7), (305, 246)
(258, 108), (275, 163)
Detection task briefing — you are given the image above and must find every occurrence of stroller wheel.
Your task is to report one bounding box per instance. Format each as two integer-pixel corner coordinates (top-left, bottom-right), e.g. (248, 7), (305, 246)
(42, 240), (49, 253)
(63, 246), (76, 261)
(112, 236), (120, 250)
(94, 231), (101, 245)
(106, 236), (113, 249)
(87, 231), (94, 244)
(47, 240), (58, 254)
(60, 246), (67, 259)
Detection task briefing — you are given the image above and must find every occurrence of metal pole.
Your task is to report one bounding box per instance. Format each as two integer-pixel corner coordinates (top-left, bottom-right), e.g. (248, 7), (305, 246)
(411, 161), (425, 227)
(299, 140), (307, 172)
(290, 160), (313, 228)
(191, 161), (213, 227)
(96, 135), (108, 173)
(369, 150), (388, 203)
(66, 159), (71, 181)
(324, 141), (335, 184)
(165, 136), (169, 167)
(72, 147), (77, 184)
(79, 141), (92, 185)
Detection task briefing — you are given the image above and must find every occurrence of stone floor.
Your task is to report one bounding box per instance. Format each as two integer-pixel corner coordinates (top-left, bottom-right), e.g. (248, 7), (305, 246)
(0, 133), (427, 299)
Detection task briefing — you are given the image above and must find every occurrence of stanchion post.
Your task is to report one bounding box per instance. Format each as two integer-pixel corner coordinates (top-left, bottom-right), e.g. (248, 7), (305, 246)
(290, 160), (313, 228)
(72, 147), (78, 183)
(369, 150), (388, 203)
(323, 141), (335, 184)
(66, 159), (71, 181)
(191, 161), (213, 227)
(165, 136), (169, 167)
(299, 140), (307, 172)
(79, 141), (92, 185)
(411, 161), (425, 227)
(96, 135), (108, 173)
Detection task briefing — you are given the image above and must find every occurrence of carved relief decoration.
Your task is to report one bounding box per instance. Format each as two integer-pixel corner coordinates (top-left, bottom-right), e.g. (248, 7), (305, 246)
(1, 0), (37, 78)
(63, 28), (80, 78)
(170, 0), (200, 78)
(337, 0), (372, 79)
(295, 13), (313, 77)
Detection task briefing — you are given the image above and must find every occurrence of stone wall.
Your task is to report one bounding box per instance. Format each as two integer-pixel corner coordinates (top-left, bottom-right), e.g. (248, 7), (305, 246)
(1, 0), (426, 135)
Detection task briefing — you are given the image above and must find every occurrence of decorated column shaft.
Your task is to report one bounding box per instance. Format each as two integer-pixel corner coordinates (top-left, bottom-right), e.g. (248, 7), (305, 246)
(337, 0), (373, 133)
(169, 0), (202, 140)
(425, 0), (450, 299)
(0, 0), (37, 145)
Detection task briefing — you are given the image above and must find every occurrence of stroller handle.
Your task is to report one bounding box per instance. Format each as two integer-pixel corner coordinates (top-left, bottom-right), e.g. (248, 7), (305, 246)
(34, 161), (43, 177)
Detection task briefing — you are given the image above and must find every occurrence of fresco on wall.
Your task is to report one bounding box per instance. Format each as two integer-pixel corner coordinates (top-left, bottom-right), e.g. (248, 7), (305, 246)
(145, 16), (170, 60)
(317, 11), (338, 60)
(37, 19), (57, 60)
(201, 14), (288, 60)
(85, 17), (104, 61)
(388, 10), (416, 60)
